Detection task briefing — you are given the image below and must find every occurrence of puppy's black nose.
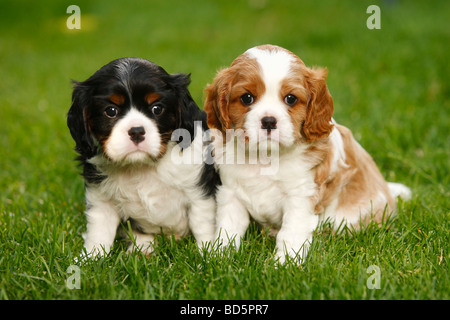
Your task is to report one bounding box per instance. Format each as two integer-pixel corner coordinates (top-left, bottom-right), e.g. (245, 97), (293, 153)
(261, 116), (277, 132)
(128, 126), (145, 144)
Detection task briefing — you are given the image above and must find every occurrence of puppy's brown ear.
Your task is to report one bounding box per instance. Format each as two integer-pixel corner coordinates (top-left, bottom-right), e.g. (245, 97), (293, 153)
(204, 68), (232, 133)
(302, 67), (334, 141)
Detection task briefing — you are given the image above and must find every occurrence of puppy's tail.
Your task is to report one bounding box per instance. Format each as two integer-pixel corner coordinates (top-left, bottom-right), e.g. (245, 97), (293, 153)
(388, 182), (412, 202)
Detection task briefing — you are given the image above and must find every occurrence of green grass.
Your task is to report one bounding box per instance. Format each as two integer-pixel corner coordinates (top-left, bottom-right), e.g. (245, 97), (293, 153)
(0, 0), (448, 300)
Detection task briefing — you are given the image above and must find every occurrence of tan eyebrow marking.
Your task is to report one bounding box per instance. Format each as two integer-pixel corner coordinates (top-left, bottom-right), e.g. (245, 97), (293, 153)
(145, 92), (161, 105)
(108, 93), (125, 105)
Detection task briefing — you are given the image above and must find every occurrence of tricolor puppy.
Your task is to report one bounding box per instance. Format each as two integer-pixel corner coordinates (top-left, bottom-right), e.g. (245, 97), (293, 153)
(67, 57), (219, 257)
(204, 45), (411, 264)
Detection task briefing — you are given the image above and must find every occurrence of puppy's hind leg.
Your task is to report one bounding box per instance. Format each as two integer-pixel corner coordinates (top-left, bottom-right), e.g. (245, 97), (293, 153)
(124, 226), (155, 256)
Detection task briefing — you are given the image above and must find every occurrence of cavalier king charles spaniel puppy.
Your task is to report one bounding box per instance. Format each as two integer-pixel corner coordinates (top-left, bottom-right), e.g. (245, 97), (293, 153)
(204, 45), (411, 264)
(67, 57), (220, 258)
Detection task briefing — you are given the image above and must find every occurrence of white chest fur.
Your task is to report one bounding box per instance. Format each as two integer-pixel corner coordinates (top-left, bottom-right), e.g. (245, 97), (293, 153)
(94, 165), (190, 235)
(86, 141), (205, 236)
(217, 144), (317, 229)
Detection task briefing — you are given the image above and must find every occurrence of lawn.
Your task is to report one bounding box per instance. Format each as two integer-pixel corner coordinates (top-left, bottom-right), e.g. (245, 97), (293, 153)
(0, 0), (448, 301)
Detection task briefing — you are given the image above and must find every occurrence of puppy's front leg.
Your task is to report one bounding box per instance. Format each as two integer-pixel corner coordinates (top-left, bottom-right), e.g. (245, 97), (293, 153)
(275, 198), (319, 265)
(83, 192), (120, 258)
(189, 197), (217, 251)
(214, 186), (250, 252)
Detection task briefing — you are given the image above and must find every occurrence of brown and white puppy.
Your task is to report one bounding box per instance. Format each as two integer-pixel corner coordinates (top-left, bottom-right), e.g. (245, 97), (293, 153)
(204, 45), (411, 264)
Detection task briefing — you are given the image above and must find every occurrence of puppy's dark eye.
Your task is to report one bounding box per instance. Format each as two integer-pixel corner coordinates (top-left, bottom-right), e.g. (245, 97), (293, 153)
(284, 94), (298, 106)
(152, 105), (163, 116)
(240, 93), (254, 106)
(104, 106), (118, 118)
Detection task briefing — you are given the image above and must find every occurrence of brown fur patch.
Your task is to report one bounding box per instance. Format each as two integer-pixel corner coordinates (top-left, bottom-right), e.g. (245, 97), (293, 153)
(309, 138), (338, 214)
(281, 75), (309, 141)
(109, 93), (125, 106)
(335, 125), (394, 221)
(301, 67), (334, 141)
(145, 92), (161, 105)
(204, 52), (265, 137)
(312, 124), (394, 225)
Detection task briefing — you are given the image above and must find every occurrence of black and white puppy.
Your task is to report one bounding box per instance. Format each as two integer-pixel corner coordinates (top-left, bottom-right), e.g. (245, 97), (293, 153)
(67, 57), (220, 257)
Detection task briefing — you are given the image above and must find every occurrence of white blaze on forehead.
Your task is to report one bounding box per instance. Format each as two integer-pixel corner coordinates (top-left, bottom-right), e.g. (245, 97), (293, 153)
(245, 47), (295, 92)
(242, 47), (297, 148)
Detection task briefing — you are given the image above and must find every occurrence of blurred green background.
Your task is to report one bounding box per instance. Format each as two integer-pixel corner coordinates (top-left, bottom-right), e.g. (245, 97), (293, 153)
(1, 0), (448, 205)
(0, 0), (448, 299)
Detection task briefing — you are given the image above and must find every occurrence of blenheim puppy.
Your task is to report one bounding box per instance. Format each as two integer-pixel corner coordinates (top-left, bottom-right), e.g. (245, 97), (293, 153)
(67, 57), (219, 257)
(204, 44), (411, 264)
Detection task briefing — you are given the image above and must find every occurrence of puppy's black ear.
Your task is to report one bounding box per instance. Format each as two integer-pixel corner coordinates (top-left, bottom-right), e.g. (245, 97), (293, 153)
(67, 81), (96, 158)
(170, 73), (205, 139)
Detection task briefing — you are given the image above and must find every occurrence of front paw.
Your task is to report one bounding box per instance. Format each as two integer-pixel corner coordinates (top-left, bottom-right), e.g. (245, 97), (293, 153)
(74, 245), (108, 264)
(274, 243), (310, 266)
(126, 242), (154, 256)
(207, 235), (240, 260)
(274, 251), (288, 265)
(273, 251), (303, 266)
